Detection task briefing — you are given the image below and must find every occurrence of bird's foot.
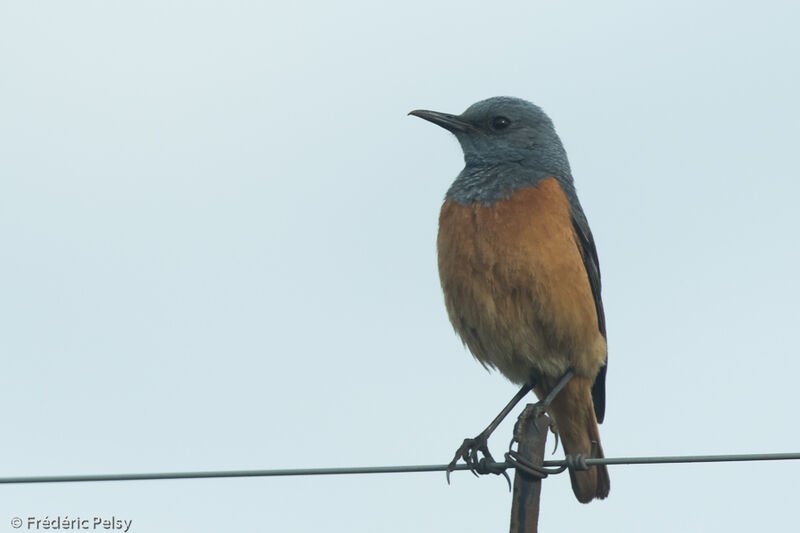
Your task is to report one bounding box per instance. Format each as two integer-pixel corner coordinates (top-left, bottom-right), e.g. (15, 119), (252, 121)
(528, 402), (547, 431)
(444, 383), (533, 490)
(508, 400), (558, 454)
(446, 433), (511, 489)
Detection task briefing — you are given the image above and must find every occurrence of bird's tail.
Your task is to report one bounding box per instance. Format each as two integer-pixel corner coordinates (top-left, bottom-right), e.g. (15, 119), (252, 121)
(547, 376), (610, 503)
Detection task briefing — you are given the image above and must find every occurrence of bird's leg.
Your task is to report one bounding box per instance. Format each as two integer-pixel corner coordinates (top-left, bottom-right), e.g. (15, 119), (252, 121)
(529, 369), (574, 434)
(446, 383), (532, 484)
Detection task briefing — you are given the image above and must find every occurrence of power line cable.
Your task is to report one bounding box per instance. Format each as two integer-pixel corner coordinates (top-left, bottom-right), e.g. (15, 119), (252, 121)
(1, 452), (799, 484)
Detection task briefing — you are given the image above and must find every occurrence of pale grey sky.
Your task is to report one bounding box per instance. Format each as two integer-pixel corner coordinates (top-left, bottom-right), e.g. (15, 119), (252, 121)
(2, 1), (800, 532)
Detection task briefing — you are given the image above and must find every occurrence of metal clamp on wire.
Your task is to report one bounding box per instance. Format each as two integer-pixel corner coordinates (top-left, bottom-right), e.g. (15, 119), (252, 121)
(474, 458), (509, 476)
(505, 450), (568, 478)
(565, 441), (599, 472)
(565, 453), (589, 471)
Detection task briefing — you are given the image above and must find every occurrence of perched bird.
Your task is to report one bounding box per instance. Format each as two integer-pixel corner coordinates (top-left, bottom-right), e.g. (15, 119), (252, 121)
(410, 97), (609, 503)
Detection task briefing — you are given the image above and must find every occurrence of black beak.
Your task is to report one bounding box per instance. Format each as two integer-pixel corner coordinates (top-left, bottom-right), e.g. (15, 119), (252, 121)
(408, 109), (477, 133)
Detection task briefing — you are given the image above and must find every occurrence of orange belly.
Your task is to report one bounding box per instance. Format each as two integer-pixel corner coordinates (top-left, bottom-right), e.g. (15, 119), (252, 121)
(437, 178), (606, 387)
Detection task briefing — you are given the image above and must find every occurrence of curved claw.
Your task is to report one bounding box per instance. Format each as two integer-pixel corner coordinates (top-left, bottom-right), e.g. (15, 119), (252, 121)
(446, 436), (509, 488)
(446, 437), (487, 477)
(446, 438), (476, 484)
(530, 404), (548, 434)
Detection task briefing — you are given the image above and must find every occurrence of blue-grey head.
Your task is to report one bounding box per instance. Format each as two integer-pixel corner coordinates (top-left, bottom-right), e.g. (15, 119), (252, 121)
(410, 96), (574, 205)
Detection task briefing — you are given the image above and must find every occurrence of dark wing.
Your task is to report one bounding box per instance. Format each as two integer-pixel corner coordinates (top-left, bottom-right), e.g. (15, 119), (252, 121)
(571, 213), (607, 423)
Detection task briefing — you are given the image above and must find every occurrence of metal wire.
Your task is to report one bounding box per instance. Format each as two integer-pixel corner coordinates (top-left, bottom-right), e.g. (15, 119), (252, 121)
(575, 452), (800, 467)
(0, 464), (471, 484)
(1, 452), (799, 484)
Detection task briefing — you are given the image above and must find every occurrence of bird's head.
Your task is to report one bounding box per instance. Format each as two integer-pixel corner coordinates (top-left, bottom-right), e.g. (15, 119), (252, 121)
(409, 96), (570, 178)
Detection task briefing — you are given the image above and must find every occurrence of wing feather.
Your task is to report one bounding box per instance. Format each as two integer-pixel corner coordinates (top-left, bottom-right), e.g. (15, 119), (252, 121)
(571, 214), (607, 423)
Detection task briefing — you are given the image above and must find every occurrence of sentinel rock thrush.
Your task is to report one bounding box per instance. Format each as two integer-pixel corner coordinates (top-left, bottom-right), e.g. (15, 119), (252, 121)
(410, 97), (610, 503)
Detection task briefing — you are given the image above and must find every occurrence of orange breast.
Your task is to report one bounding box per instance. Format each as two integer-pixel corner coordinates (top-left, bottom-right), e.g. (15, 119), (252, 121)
(437, 178), (606, 385)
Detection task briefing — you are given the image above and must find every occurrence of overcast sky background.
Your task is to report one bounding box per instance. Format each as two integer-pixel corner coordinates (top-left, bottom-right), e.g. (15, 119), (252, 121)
(2, 1), (800, 532)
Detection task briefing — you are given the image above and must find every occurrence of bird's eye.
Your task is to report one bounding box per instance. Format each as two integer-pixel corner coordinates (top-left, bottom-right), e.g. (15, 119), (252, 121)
(491, 116), (511, 131)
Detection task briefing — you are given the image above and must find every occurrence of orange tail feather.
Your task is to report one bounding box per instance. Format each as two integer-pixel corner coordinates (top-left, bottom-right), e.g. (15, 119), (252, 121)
(547, 376), (610, 503)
